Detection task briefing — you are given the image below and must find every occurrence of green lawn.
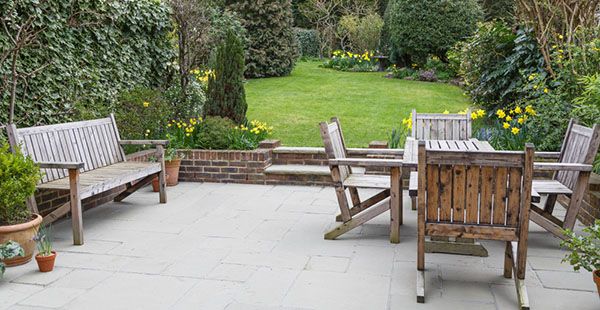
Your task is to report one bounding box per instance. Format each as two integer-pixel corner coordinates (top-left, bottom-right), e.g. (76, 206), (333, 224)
(246, 60), (470, 147)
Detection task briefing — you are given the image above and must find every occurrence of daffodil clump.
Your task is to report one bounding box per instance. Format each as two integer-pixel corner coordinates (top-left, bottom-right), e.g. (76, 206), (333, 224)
(322, 50), (379, 72)
(484, 105), (537, 150)
(190, 68), (215, 86)
(231, 120), (274, 150)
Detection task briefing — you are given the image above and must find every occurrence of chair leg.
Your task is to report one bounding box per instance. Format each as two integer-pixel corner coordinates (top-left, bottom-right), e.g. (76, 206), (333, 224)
(158, 169), (167, 204)
(68, 169), (83, 245)
(417, 269), (425, 303)
(411, 196), (417, 211)
(510, 242), (530, 310)
(503, 241), (512, 278)
(324, 199), (389, 240)
(543, 194), (557, 214)
(417, 224), (425, 302)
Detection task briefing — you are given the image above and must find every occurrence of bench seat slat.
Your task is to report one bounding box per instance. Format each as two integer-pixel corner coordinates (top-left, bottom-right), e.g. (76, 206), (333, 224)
(37, 162), (161, 199)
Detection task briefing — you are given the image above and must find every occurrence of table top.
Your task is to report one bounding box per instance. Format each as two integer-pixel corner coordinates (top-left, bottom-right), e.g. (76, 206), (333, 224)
(403, 138), (494, 167)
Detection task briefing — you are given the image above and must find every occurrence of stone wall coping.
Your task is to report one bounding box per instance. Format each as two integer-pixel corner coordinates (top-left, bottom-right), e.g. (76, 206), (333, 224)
(273, 146), (326, 154)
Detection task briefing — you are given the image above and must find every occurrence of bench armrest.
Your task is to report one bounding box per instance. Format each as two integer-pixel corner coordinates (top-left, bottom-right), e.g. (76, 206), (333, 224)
(329, 158), (403, 168)
(119, 140), (169, 146)
(534, 162), (593, 172)
(534, 152), (561, 160)
(37, 162), (84, 170)
(346, 148), (404, 156)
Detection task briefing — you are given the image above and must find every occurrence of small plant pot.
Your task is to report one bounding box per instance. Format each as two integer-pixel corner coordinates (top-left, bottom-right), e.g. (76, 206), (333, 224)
(594, 270), (600, 296)
(35, 251), (56, 272)
(151, 174), (169, 192)
(165, 158), (182, 186)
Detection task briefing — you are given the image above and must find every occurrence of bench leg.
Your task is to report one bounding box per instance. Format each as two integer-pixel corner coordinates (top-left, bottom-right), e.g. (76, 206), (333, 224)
(114, 174), (156, 202)
(157, 145), (167, 204)
(69, 169), (84, 245)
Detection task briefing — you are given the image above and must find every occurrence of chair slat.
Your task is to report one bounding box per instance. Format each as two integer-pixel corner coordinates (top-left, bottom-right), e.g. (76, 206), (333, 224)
(465, 166), (480, 224)
(452, 165), (466, 223)
(479, 166), (494, 224)
(506, 168), (522, 226)
(493, 168), (508, 225)
(426, 165), (440, 222)
(410, 111), (472, 140)
(439, 165), (452, 221)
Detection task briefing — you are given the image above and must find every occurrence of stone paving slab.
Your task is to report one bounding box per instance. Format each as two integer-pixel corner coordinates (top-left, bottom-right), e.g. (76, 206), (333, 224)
(0, 182), (598, 309)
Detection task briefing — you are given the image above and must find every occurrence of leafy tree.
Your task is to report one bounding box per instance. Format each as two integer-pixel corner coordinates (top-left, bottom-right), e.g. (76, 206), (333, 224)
(479, 0), (515, 22)
(384, 0), (482, 65)
(228, 0), (298, 77)
(205, 30), (247, 123)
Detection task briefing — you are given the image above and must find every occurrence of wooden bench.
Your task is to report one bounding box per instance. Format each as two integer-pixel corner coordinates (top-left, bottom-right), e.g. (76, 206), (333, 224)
(411, 109), (472, 140)
(7, 115), (167, 245)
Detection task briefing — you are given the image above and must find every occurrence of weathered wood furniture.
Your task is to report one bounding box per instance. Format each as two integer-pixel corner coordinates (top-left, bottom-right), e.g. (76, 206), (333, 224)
(416, 142), (534, 309)
(320, 118), (403, 243)
(531, 119), (600, 240)
(411, 109), (472, 140)
(6, 115), (168, 245)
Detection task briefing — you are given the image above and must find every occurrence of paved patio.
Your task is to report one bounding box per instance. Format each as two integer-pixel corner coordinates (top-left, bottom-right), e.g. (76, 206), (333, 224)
(1, 182), (598, 309)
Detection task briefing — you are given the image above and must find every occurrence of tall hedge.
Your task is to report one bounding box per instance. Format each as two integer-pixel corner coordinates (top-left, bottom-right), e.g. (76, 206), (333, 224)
(205, 30), (247, 123)
(0, 0), (174, 127)
(384, 0), (482, 64)
(228, 0), (299, 78)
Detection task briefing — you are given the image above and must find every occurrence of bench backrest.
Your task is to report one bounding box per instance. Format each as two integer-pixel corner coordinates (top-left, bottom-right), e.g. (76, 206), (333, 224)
(320, 117), (350, 181)
(7, 115), (125, 183)
(555, 120), (600, 190)
(411, 109), (472, 140)
(418, 142), (534, 232)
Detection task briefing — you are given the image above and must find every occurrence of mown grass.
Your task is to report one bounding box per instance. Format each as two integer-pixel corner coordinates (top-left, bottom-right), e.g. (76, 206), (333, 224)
(246, 60), (470, 147)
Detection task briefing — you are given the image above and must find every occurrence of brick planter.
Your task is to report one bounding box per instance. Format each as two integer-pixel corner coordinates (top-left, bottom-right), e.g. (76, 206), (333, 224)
(177, 148), (272, 184)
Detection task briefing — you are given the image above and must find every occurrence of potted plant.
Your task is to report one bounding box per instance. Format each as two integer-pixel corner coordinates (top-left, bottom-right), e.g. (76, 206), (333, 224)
(1, 241), (23, 278)
(0, 144), (42, 266)
(561, 219), (600, 296)
(164, 147), (184, 186)
(33, 226), (55, 272)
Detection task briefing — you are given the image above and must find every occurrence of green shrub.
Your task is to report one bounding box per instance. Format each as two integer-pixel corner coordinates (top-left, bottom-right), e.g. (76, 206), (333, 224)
(479, 0), (515, 22)
(0, 0), (174, 127)
(195, 116), (237, 150)
(294, 28), (320, 58)
(389, 66), (417, 79)
(337, 13), (384, 53)
(163, 80), (206, 120)
(561, 220), (600, 273)
(522, 93), (572, 151)
(205, 30), (247, 124)
(572, 74), (600, 127)
(457, 22), (545, 109)
(384, 0), (481, 65)
(229, 0), (299, 77)
(0, 144), (40, 225)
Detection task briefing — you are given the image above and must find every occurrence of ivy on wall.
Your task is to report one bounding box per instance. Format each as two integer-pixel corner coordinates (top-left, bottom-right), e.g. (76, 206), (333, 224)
(0, 0), (175, 127)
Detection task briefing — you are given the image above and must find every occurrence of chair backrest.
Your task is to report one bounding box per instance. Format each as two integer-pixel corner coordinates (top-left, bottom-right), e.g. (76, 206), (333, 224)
(320, 117), (351, 181)
(555, 119), (600, 190)
(7, 115), (126, 183)
(417, 142), (534, 237)
(411, 109), (472, 140)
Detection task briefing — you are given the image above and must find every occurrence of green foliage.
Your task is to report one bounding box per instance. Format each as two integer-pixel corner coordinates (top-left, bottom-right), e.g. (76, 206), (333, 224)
(195, 116), (237, 149)
(0, 144), (40, 225)
(294, 28), (320, 58)
(322, 51), (378, 72)
(229, 0), (299, 78)
(0, 241), (24, 277)
(572, 74), (600, 127)
(337, 13), (384, 53)
(457, 22), (545, 109)
(388, 127), (408, 149)
(0, 0), (175, 127)
(478, 0), (515, 22)
(523, 94), (572, 151)
(114, 87), (172, 143)
(206, 30), (247, 123)
(384, 0), (481, 64)
(561, 220), (600, 273)
(163, 80), (207, 120)
(34, 226), (53, 257)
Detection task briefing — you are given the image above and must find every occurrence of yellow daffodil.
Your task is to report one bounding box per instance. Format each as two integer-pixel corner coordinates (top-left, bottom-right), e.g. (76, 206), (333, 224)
(443, 110), (449, 114)
(518, 117), (525, 124)
(503, 122), (510, 129)
(476, 109), (485, 117)
(511, 127), (520, 135)
(514, 106), (522, 114)
(544, 88), (549, 93)
(143, 101), (150, 108)
(496, 109), (506, 119)
(505, 115), (512, 122)
(558, 34), (564, 40)
(509, 109), (515, 115)
(533, 85), (539, 90)
(525, 105), (535, 115)
(471, 112), (478, 120)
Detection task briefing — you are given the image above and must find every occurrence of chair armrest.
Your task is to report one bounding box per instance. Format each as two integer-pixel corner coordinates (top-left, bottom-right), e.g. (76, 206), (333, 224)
(534, 152), (561, 160)
(37, 162), (84, 170)
(534, 162), (593, 172)
(119, 140), (169, 146)
(329, 158), (403, 168)
(346, 148), (404, 156)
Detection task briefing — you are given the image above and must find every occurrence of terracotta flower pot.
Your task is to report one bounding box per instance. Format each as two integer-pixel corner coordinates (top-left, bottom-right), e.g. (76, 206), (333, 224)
(594, 270), (600, 296)
(165, 158), (182, 186)
(0, 214), (42, 266)
(35, 251), (56, 272)
(151, 174), (169, 192)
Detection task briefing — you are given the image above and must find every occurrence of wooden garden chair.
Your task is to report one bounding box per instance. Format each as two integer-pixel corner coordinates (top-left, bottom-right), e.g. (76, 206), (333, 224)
(416, 142), (534, 309)
(408, 109), (473, 210)
(320, 118), (403, 243)
(411, 109), (472, 140)
(531, 119), (600, 240)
